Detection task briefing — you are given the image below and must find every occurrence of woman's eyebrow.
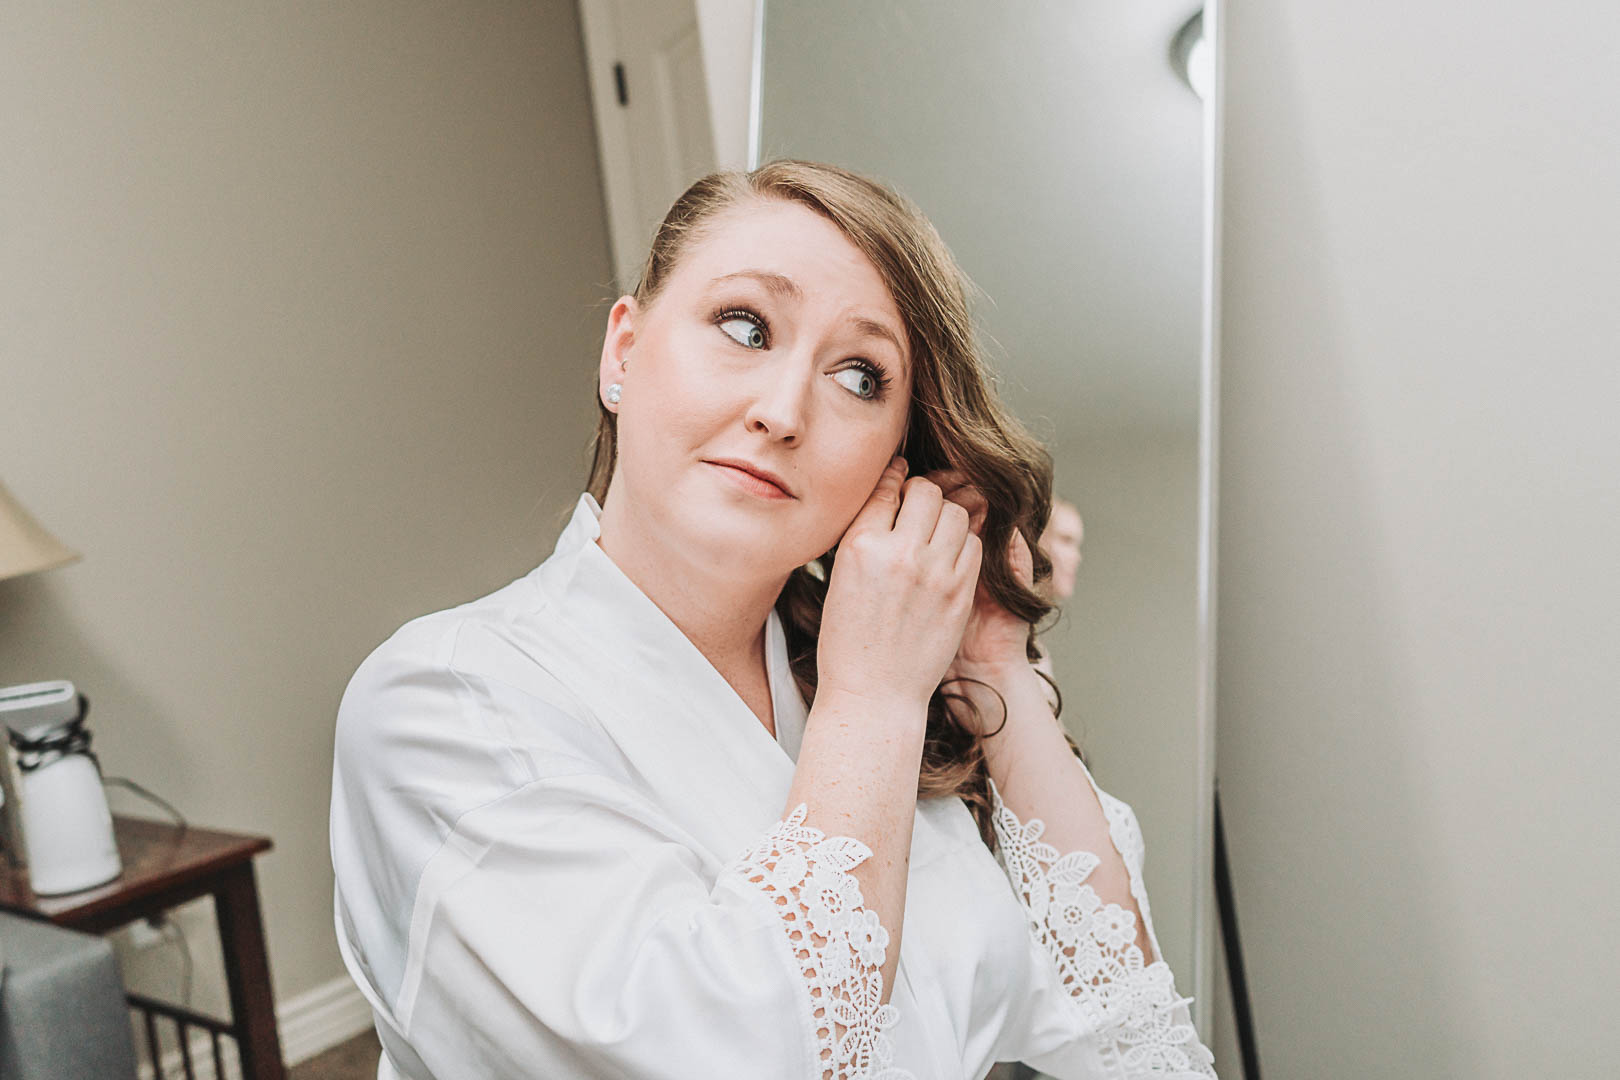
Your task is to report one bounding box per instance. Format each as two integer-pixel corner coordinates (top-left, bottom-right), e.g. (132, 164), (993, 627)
(710, 269), (803, 300)
(849, 316), (905, 367)
(710, 269), (908, 373)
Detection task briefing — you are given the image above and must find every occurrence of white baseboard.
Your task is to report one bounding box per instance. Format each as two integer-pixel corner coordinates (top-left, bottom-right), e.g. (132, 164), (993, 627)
(136, 973), (375, 1080)
(279, 973), (377, 1066)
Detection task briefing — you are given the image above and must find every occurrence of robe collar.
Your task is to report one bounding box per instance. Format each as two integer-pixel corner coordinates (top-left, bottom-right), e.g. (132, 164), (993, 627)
(523, 492), (808, 862)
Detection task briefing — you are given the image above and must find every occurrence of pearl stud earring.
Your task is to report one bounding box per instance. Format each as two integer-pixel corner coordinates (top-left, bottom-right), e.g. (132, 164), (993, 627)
(605, 383), (622, 405)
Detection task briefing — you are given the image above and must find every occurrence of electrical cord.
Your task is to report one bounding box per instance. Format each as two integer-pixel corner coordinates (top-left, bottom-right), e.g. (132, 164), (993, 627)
(98, 774), (194, 1007)
(101, 776), (188, 834)
(152, 913), (195, 1008)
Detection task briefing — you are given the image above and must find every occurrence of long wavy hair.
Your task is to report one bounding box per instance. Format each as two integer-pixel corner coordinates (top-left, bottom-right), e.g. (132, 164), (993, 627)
(585, 159), (1079, 849)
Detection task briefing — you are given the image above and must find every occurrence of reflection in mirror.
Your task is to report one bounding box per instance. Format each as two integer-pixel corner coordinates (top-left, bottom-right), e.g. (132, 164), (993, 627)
(751, 0), (1216, 1052)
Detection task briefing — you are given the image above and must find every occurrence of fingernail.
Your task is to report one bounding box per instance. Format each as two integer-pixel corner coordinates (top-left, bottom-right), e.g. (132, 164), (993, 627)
(892, 455), (908, 472)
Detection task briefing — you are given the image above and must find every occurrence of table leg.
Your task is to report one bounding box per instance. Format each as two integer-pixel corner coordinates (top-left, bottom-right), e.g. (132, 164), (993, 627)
(214, 862), (286, 1080)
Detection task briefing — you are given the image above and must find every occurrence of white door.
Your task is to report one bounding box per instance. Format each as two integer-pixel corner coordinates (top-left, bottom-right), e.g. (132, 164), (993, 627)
(579, 0), (719, 290)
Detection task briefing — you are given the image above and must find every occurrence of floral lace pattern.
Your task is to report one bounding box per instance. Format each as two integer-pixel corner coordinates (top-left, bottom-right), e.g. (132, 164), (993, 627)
(726, 803), (915, 1080)
(989, 777), (1218, 1078)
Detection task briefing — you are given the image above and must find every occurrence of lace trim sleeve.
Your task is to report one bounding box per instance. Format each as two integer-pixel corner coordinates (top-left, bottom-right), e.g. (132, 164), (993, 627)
(724, 803), (917, 1080)
(989, 776), (1218, 1078)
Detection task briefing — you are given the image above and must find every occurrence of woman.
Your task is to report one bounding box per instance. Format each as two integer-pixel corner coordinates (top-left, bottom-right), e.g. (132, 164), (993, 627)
(330, 160), (1216, 1080)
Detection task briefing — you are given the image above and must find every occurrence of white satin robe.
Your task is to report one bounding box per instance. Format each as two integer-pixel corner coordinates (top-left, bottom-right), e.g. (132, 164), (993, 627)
(329, 492), (1217, 1079)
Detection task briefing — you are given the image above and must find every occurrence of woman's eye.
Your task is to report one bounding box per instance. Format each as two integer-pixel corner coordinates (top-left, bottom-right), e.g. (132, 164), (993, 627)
(719, 315), (766, 349)
(833, 366), (879, 400)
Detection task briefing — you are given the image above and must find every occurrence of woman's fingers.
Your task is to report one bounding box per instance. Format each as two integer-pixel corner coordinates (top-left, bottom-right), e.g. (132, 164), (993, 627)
(954, 529), (984, 580)
(956, 488), (988, 537)
(893, 474), (944, 544)
(931, 499), (972, 554)
(819, 461), (987, 706)
(926, 469), (989, 536)
(847, 455), (909, 536)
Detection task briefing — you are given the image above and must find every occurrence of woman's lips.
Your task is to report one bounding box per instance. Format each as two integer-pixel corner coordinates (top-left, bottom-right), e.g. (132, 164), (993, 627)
(707, 461), (794, 499)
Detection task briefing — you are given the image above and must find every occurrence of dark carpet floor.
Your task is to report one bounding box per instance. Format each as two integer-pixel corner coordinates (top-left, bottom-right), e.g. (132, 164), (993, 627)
(287, 1029), (381, 1080)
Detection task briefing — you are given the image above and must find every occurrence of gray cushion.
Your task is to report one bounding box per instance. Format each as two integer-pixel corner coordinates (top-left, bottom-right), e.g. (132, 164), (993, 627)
(0, 911), (138, 1080)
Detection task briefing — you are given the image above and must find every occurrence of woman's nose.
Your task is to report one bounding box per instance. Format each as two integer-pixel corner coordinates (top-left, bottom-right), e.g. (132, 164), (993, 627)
(744, 365), (813, 443)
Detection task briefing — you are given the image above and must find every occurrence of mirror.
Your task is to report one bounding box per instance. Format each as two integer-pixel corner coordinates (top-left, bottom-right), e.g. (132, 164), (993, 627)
(579, 0), (1220, 1061)
(753, 0), (1218, 1041)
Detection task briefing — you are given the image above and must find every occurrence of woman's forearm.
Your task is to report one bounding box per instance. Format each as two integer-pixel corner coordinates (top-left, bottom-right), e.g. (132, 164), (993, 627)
(961, 661), (1157, 963)
(783, 687), (930, 1005)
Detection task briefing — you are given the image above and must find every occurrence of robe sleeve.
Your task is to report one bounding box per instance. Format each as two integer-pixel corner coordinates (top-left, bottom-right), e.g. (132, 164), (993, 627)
(986, 769), (1219, 1079)
(331, 633), (910, 1080)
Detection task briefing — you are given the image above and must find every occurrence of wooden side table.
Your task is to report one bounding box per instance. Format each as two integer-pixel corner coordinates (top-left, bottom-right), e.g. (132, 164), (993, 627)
(0, 816), (286, 1080)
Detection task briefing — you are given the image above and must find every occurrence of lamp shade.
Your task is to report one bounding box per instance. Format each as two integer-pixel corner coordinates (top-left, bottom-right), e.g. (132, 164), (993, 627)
(0, 479), (80, 582)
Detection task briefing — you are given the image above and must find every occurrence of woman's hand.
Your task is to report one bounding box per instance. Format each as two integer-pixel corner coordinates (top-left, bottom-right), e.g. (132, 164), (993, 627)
(924, 470), (1041, 730)
(817, 456), (983, 711)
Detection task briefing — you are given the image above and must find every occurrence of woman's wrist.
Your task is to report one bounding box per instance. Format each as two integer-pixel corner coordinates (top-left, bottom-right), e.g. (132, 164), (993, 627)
(940, 659), (1052, 736)
(945, 657), (1042, 693)
(812, 683), (932, 733)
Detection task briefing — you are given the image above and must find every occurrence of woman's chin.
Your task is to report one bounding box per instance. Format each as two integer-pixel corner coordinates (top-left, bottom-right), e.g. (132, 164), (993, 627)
(675, 511), (813, 579)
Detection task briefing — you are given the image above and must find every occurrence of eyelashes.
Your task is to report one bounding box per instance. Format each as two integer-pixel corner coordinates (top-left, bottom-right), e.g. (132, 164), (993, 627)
(716, 307), (769, 350)
(841, 358), (893, 402)
(710, 303), (894, 403)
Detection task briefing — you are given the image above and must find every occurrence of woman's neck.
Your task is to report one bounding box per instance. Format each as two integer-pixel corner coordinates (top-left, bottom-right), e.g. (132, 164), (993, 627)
(594, 496), (788, 715)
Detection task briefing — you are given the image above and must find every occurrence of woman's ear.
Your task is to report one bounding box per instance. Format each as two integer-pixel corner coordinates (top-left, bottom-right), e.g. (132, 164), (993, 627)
(598, 295), (639, 411)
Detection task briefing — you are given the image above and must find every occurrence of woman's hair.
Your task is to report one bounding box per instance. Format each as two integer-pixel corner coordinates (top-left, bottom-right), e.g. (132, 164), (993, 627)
(586, 159), (1078, 850)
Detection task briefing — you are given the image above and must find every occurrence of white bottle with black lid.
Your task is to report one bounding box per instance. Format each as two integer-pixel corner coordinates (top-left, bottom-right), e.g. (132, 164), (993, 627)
(0, 679), (122, 895)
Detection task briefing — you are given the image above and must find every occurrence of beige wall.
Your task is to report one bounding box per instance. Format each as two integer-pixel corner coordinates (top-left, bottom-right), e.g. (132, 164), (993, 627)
(0, 0), (611, 1032)
(1209, 1), (1620, 1076)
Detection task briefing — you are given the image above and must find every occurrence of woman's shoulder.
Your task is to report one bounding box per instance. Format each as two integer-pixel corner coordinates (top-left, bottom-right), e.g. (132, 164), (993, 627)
(335, 571), (616, 784)
(343, 556), (586, 698)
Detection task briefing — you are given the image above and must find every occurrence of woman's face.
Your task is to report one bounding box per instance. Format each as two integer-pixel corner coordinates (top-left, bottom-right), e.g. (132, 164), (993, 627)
(598, 198), (913, 577)
(1040, 501), (1084, 601)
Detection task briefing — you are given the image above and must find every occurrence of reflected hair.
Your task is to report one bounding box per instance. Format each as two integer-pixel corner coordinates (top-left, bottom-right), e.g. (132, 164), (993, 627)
(586, 159), (1075, 849)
